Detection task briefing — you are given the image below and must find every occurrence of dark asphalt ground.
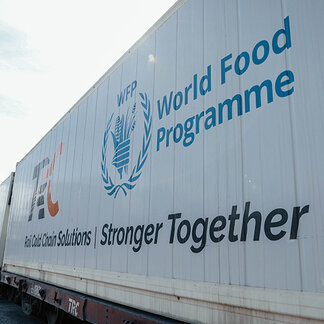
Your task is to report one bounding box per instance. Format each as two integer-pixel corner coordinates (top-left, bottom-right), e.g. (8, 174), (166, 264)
(0, 298), (45, 324)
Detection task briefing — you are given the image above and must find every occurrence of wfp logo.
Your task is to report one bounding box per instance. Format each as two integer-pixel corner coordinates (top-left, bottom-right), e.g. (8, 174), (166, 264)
(111, 103), (136, 179)
(101, 81), (152, 198)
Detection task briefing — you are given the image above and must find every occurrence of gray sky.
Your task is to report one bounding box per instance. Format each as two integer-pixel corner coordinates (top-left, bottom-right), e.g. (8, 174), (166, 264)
(0, 0), (177, 183)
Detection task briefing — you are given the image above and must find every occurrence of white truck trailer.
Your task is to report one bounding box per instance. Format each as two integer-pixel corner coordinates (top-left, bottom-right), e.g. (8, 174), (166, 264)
(1, 0), (324, 323)
(0, 173), (14, 266)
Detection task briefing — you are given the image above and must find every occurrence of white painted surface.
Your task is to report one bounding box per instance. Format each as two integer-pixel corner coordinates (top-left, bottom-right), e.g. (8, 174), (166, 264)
(4, 0), (324, 322)
(0, 173), (14, 265)
(4, 261), (324, 323)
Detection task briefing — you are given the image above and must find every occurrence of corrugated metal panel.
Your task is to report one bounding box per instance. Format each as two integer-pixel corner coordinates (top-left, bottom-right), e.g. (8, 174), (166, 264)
(0, 173), (14, 265)
(4, 0), (324, 322)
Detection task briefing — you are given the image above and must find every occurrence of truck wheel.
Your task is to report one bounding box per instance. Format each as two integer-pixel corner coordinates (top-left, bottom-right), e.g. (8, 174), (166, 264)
(7, 286), (15, 301)
(21, 295), (32, 316)
(46, 307), (63, 324)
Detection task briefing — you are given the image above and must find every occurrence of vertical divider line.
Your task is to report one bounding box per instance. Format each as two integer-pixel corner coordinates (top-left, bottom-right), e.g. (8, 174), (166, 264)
(202, 0), (206, 283)
(109, 64), (122, 272)
(236, 0), (246, 287)
(75, 97), (88, 268)
(172, 10), (179, 279)
(97, 76), (111, 270)
(126, 50), (139, 273)
(280, 0), (304, 292)
(86, 87), (99, 268)
(147, 32), (157, 277)
(94, 226), (97, 249)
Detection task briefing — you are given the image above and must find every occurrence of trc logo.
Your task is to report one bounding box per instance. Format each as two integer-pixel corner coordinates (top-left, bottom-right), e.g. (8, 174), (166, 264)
(28, 142), (64, 221)
(68, 297), (80, 317)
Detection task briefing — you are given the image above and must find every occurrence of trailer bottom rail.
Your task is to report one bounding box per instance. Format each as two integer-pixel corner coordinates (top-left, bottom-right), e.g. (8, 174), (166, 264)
(0, 270), (186, 324)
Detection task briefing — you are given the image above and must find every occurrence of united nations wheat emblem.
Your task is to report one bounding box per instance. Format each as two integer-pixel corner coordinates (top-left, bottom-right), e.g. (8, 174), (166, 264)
(101, 92), (152, 198)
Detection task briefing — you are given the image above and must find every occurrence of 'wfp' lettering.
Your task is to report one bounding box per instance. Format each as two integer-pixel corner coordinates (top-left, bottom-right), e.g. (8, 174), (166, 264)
(117, 80), (137, 106)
